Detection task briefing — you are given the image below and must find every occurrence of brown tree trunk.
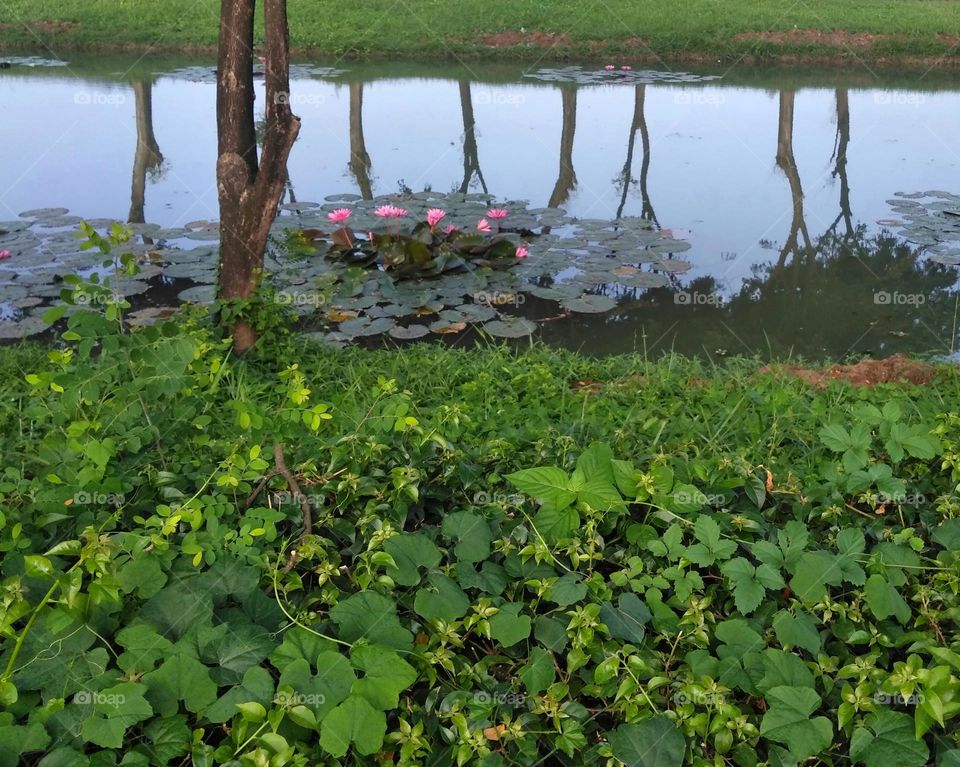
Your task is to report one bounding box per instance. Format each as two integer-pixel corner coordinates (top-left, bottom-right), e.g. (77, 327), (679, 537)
(458, 81), (487, 194)
(348, 82), (373, 199)
(216, 0), (300, 354)
(548, 88), (577, 208)
(775, 90), (811, 270)
(128, 80), (163, 227)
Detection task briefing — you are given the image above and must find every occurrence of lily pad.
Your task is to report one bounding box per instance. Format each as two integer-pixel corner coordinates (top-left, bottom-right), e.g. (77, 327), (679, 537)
(561, 295), (618, 313)
(388, 324), (430, 340)
(429, 320), (467, 334)
(482, 317), (537, 338)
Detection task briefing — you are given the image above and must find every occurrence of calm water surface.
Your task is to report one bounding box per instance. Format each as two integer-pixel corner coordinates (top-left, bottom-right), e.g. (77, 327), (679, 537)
(1, 56), (958, 359)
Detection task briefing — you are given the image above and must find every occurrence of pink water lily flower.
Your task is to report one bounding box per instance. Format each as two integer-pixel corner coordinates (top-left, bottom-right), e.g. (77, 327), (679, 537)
(476, 218), (492, 234)
(327, 208), (352, 224)
(604, 64), (615, 71)
(374, 205), (408, 218)
(621, 65), (632, 71)
(515, 246), (529, 259)
(486, 208), (509, 220)
(426, 208), (447, 228)
(0, 250), (10, 260)
(443, 225), (460, 235)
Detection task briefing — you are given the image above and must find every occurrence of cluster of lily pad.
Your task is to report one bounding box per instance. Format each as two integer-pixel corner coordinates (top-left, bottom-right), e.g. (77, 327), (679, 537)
(885, 191), (960, 267)
(0, 193), (696, 342)
(523, 66), (722, 85)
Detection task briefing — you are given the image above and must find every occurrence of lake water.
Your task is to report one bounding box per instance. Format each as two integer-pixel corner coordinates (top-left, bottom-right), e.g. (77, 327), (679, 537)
(1, 55), (959, 359)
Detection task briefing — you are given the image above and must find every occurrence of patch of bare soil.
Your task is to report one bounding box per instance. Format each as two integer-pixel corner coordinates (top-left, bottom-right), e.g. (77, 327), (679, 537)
(733, 29), (907, 48)
(477, 30), (572, 48)
(761, 354), (936, 388)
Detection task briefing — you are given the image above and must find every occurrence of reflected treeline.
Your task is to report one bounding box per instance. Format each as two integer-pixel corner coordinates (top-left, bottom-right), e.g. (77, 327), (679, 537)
(128, 80), (164, 226)
(528, 227), (958, 359)
(349, 82), (373, 199)
(616, 85), (658, 225)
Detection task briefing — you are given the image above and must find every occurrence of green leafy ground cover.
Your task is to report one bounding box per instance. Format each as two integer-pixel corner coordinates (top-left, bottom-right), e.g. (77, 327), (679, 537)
(1, 303), (960, 765)
(0, 0), (959, 64)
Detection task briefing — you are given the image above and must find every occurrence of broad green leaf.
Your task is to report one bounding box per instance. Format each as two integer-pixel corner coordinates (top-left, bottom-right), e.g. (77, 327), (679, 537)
(532, 505), (580, 542)
(849, 710), (929, 767)
(414, 573), (470, 623)
(37, 748), (87, 767)
(864, 574), (910, 624)
(202, 665), (274, 724)
(142, 715), (190, 766)
(549, 572), (588, 607)
(685, 515), (737, 566)
(116, 555), (167, 598)
(116, 624), (174, 675)
(576, 479), (626, 513)
(383, 533), (442, 586)
(721, 557), (781, 614)
(350, 645), (417, 710)
(441, 511), (492, 563)
(489, 603), (531, 647)
(269, 626), (338, 671)
(319, 695), (386, 757)
(0, 719), (51, 767)
(520, 648), (555, 695)
(607, 716), (685, 767)
(277, 653), (354, 718)
(534, 616), (568, 653)
(715, 619), (764, 657)
(760, 686), (832, 759)
(576, 442), (616, 484)
(772, 610), (821, 655)
(506, 467), (576, 511)
(81, 682), (153, 748)
(757, 650), (814, 692)
(142, 653), (218, 717)
(329, 592), (413, 650)
(600, 594), (651, 643)
(789, 551), (842, 604)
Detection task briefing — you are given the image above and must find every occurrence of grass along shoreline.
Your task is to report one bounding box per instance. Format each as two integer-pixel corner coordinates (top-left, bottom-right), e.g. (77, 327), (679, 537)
(1, 0), (959, 68)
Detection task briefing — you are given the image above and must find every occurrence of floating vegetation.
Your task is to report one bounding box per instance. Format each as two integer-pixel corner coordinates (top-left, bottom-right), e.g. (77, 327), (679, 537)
(889, 191), (960, 266)
(523, 66), (722, 85)
(0, 56), (69, 69)
(0, 192), (693, 340)
(165, 64), (346, 83)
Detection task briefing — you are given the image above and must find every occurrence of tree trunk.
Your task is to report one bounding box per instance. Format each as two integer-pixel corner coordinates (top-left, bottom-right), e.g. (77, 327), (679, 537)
(128, 80), (163, 227)
(548, 88), (577, 208)
(348, 82), (373, 200)
(216, 0), (300, 354)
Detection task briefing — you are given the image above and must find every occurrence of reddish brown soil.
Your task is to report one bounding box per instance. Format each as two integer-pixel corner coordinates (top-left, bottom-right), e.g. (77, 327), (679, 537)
(477, 30), (572, 48)
(733, 29), (908, 48)
(761, 354), (936, 388)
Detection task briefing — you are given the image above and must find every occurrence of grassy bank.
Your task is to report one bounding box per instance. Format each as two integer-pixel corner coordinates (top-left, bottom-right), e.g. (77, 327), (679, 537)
(1, 0), (959, 66)
(2, 314), (960, 764)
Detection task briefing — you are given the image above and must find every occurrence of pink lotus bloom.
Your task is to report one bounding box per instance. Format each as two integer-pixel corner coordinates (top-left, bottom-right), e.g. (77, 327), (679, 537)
(621, 65), (632, 71)
(443, 225), (460, 234)
(476, 218), (492, 234)
(515, 246), (529, 259)
(327, 208), (352, 224)
(604, 65), (615, 71)
(367, 231), (376, 241)
(374, 205), (408, 218)
(426, 208), (447, 228)
(486, 208), (509, 220)
(0, 250), (10, 260)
